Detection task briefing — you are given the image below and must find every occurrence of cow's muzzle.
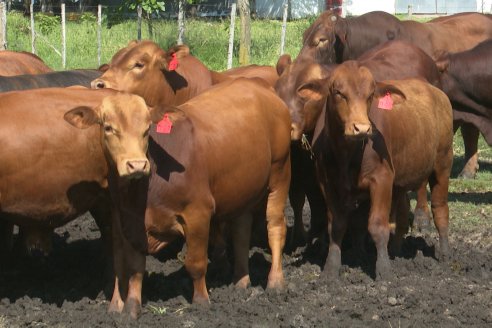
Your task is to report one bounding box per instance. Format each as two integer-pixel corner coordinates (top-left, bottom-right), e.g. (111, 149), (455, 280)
(91, 79), (107, 89)
(120, 158), (150, 178)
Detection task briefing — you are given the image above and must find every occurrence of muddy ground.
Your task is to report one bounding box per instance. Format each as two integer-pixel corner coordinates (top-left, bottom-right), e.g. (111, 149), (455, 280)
(0, 197), (491, 328)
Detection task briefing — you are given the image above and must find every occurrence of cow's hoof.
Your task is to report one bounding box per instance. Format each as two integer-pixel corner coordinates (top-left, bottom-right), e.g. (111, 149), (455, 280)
(234, 275), (251, 289)
(458, 169), (476, 180)
(412, 209), (431, 232)
(436, 242), (451, 262)
(108, 299), (124, 314)
(192, 294), (211, 306)
(266, 275), (285, 290)
(375, 258), (392, 281)
(123, 298), (141, 320)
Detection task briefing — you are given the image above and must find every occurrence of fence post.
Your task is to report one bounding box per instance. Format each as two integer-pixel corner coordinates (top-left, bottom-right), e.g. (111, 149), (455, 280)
(177, 0), (185, 45)
(61, 2), (66, 68)
(407, 4), (412, 18)
(30, 1), (35, 54)
(97, 4), (102, 67)
(227, 1), (236, 69)
(280, 1), (288, 55)
(0, 2), (7, 50)
(137, 4), (142, 40)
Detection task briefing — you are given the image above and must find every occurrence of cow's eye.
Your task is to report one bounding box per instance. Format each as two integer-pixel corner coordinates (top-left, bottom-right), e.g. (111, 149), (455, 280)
(334, 89), (345, 99)
(134, 62), (144, 69)
(104, 124), (114, 134)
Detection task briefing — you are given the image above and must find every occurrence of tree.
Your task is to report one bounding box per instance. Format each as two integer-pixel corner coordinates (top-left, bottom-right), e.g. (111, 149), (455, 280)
(238, 0), (251, 65)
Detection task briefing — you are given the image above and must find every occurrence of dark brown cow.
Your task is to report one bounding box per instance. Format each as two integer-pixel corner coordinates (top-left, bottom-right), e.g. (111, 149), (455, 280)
(68, 77), (292, 318)
(0, 88), (116, 264)
(211, 64), (279, 86)
(299, 10), (492, 178)
(436, 39), (492, 148)
(0, 50), (52, 75)
(91, 40), (213, 106)
(275, 40), (441, 246)
(304, 62), (453, 278)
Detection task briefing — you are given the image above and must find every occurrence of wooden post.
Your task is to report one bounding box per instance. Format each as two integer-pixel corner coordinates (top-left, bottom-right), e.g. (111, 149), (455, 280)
(30, 1), (35, 54)
(61, 2), (66, 68)
(177, 0), (185, 45)
(97, 4), (101, 66)
(227, 1), (236, 69)
(280, 1), (288, 55)
(0, 2), (7, 50)
(408, 4), (412, 18)
(137, 4), (142, 40)
(238, 0), (251, 65)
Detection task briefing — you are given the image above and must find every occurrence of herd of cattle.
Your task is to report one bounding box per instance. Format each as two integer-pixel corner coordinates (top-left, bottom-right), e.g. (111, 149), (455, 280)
(0, 10), (491, 319)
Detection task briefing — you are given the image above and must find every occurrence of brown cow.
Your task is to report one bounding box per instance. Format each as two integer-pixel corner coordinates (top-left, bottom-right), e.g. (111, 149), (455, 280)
(0, 50), (52, 75)
(303, 61), (453, 279)
(299, 10), (492, 179)
(0, 87), (117, 265)
(91, 40), (213, 106)
(67, 77), (292, 318)
(275, 40), (441, 246)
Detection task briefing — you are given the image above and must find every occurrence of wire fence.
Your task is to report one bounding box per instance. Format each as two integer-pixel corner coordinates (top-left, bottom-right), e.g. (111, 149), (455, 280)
(1, 1), (491, 71)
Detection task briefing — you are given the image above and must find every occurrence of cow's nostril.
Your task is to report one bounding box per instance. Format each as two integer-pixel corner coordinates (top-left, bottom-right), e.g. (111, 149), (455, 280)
(354, 123), (371, 135)
(96, 81), (105, 89)
(126, 160), (148, 173)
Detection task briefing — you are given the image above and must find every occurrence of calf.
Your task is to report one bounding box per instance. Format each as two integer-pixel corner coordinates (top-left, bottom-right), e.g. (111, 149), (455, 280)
(304, 61), (453, 278)
(67, 78), (292, 318)
(0, 50), (52, 76)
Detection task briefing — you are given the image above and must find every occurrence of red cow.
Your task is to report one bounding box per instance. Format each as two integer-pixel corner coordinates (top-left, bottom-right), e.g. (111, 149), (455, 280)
(302, 61), (453, 278)
(67, 77), (292, 318)
(211, 64), (279, 87)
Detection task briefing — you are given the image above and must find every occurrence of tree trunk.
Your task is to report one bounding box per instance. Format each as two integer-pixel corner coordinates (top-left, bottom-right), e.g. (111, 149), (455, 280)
(238, 0), (251, 66)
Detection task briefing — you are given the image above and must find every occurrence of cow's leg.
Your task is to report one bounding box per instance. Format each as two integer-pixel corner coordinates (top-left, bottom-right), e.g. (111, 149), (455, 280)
(109, 206), (146, 319)
(0, 220), (14, 262)
(429, 160), (452, 261)
(304, 161), (328, 250)
(413, 181), (431, 232)
(89, 198), (113, 274)
(390, 189), (409, 257)
(368, 175), (393, 280)
(265, 160), (290, 289)
(182, 207), (212, 305)
(287, 144), (308, 251)
(458, 123), (479, 179)
(323, 209), (346, 278)
(231, 212), (252, 288)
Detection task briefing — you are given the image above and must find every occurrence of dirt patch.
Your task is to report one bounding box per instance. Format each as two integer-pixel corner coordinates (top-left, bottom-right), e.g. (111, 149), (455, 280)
(1, 204), (491, 328)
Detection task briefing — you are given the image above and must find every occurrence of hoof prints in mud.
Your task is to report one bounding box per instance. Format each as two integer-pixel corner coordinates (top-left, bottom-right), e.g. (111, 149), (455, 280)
(0, 212), (491, 328)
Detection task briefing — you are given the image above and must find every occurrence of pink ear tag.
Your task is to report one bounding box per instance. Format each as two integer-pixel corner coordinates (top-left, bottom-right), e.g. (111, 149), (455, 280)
(156, 114), (172, 134)
(168, 53), (178, 71)
(378, 92), (393, 110)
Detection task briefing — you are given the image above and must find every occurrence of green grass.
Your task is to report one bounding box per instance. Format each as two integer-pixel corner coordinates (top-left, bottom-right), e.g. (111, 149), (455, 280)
(6, 11), (310, 71)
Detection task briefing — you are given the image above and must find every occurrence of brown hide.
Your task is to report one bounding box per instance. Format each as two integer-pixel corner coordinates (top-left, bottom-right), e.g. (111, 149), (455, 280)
(91, 40), (213, 107)
(107, 78), (291, 317)
(0, 51), (52, 76)
(310, 62), (453, 278)
(0, 88), (115, 260)
(211, 65), (279, 87)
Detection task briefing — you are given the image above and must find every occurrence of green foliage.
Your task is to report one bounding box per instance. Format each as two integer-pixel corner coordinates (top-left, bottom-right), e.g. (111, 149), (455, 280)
(79, 12), (97, 23)
(122, 0), (165, 14)
(35, 13), (60, 35)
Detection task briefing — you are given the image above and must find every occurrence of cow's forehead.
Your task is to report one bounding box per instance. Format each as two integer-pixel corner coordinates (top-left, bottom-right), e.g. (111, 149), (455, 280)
(101, 94), (149, 125)
(111, 41), (162, 65)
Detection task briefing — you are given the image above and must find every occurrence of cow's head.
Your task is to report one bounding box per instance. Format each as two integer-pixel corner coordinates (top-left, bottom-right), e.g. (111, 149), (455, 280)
(275, 54), (334, 140)
(64, 93), (166, 179)
(91, 40), (189, 106)
(298, 10), (345, 65)
(296, 61), (406, 140)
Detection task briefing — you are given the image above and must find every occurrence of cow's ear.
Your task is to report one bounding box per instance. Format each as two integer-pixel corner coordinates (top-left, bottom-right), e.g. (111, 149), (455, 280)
(127, 40), (139, 47)
(297, 79), (327, 102)
(64, 106), (100, 129)
(149, 106), (187, 126)
(334, 19), (348, 44)
(98, 63), (109, 72)
(276, 54), (292, 76)
(169, 45), (190, 58)
(375, 83), (406, 105)
(435, 53), (450, 73)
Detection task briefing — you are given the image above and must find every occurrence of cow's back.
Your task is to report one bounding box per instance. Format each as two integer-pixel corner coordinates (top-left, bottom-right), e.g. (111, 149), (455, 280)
(147, 78), (291, 219)
(0, 88), (113, 225)
(0, 70), (102, 92)
(0, 51), (52, 76)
